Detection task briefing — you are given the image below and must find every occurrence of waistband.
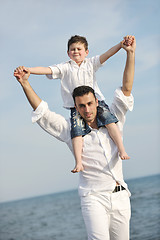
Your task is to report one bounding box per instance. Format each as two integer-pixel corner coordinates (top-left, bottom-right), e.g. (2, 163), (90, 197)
(113, 185), (125, 193)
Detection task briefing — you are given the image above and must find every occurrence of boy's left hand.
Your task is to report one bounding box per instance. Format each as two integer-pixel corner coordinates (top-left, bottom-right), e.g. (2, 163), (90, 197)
(123, 35), (134, 46)
(121, 36), (136, 53)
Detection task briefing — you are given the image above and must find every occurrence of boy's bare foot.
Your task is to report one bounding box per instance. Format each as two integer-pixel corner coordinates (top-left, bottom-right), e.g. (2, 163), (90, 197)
(119, 151), (130, 160)
(71, 163), (84, 173)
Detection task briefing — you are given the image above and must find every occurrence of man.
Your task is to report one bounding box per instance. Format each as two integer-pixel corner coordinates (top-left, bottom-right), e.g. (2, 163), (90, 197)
(14, 36), (136, 240)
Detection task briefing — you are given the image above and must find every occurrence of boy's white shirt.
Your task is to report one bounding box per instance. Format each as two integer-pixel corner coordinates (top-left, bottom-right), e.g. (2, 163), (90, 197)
(46, 56), (105, 109)
(32, 88), (134, 197)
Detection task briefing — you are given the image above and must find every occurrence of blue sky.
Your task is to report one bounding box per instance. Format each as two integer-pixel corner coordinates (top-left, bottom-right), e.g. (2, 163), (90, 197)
(0, 0), (160, 202)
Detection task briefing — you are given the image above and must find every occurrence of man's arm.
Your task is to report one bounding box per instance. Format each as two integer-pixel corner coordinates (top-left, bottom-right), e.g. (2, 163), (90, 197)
(121, 36), (136, 96)
(14, 66), (42, 110)
(99, 42), (122, 64)
(14, 66), (71, 144)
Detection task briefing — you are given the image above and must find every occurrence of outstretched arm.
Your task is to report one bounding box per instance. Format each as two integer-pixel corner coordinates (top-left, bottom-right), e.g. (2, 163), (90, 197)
(28, 66), (52, 75)
(14, 66), (42, 110)
(14, 67), (71, 143)
(121, 36), (136, 96)
(99, 42), (122, 64)
(14, 66), (52, 75)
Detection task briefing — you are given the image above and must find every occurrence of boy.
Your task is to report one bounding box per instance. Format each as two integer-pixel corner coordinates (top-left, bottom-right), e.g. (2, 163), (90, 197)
(19, 35), (133, 173)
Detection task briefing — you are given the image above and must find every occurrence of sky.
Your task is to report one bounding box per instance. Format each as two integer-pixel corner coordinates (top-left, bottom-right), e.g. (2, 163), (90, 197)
(0, 0), (160, 203)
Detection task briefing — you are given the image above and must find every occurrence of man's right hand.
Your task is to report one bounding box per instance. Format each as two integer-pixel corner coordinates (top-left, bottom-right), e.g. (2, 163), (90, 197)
(14, 66), (30, 86)
(121, 35), (136, 53)
(14, 66), (42, 110)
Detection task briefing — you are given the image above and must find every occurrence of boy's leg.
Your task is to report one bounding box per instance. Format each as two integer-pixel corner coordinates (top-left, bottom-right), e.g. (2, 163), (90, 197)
(71, 136), (84, 173)
(70, 107), (90, 173)
(106, 123), (130, 160)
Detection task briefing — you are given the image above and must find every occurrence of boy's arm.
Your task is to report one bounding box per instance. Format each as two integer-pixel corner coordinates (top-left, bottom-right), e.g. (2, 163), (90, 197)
(28, 66), (52, 75)
(99, 42), (122, 64)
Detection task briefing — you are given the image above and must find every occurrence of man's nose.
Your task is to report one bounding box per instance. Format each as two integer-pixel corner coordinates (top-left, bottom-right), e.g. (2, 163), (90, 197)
(85, 105), (89, 112)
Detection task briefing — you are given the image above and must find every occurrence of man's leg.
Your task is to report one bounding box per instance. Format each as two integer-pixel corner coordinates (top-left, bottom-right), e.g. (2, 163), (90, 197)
(81, 194), (110, 240)
(110, 190), (131, 240)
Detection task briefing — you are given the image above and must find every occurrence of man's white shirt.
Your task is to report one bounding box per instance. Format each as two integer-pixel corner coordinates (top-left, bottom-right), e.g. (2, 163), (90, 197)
(32, 88), (134, 197)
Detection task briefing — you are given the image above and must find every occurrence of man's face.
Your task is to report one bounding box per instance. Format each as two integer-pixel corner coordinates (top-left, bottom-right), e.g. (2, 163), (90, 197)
(67, 42), (89, 65)
(75, 92), (98, 125)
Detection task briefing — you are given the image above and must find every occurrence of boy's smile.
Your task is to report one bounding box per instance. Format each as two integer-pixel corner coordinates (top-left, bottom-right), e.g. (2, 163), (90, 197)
(67, 42), (89, 66)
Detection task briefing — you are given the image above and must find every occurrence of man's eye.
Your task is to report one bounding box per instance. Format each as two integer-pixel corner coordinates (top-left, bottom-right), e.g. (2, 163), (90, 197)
(79, 105), (85, 108)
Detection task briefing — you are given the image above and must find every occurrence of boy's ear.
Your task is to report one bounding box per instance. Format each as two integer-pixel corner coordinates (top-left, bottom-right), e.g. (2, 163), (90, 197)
(86, 49), (89, 56)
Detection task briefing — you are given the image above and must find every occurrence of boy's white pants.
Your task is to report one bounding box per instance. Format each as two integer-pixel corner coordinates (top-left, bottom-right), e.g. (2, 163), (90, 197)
(81, 190), (131, 240)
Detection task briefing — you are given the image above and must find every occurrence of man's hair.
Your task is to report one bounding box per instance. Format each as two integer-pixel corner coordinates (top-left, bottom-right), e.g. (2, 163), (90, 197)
(72, 86), (96, 104)
(67, 35), (88, 51)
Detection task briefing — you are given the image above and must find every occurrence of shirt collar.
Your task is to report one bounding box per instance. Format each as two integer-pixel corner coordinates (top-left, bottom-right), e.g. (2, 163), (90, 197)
(69, 58), (87, 66)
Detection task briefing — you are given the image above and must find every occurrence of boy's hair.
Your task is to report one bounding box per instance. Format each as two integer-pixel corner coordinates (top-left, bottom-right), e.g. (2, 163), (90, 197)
(67, 35), (88, 51)
(72, 86), (96, 104)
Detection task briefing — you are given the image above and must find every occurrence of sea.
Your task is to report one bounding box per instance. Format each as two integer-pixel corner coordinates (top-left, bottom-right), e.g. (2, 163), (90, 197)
(0, 174), (160, 240)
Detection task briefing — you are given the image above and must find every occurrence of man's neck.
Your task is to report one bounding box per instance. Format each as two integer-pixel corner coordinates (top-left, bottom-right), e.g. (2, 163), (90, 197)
(87, 120), (99, 130)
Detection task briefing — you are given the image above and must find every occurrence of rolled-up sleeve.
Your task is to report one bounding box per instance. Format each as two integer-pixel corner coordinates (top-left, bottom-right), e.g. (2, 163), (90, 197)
(91, 55), (103, 72)
(110, 88), (134, 131)
(31, 101), (71, 143)
(46, 65), (62, 79)
(32, 101), (49, 123)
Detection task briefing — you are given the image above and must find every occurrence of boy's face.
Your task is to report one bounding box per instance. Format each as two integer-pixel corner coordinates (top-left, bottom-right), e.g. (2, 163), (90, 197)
(75, 92), (98, 126)
(67, 42), (89, 65)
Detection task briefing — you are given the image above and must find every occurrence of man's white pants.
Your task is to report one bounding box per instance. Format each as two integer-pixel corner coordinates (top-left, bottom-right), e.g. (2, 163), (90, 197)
(81, 190), (131, 240)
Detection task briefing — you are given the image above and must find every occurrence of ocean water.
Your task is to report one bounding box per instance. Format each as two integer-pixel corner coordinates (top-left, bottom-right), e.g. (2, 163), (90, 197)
(0, 174), (160, 240)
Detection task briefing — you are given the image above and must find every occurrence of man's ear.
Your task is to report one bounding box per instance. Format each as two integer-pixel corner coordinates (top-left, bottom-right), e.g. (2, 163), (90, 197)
(96, 98), (98, 107)
(75, 104), (78, 111)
